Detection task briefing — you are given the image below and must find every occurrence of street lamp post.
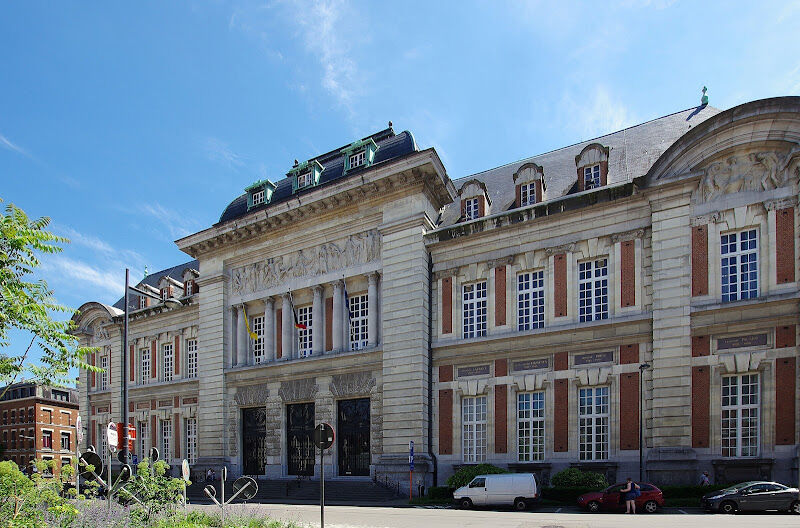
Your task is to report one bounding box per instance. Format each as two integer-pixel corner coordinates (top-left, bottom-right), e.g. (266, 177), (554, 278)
(638, 363), (651, 482)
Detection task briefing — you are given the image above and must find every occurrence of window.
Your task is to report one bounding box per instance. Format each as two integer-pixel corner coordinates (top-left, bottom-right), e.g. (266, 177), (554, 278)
(297, 306), (313, 358)
(187, 339), (198, 377)
(251, 316), (265, 364)
(297, 171), (313, 188)
(52, 390), (69, 402)
(517, 271), (545, 331)
(349, 150), (366, 169)
(61, 457), (71, 472)
(61, 411), (72, 426)
(60, 432), (70, 451)
(2, 411), (6, 425)
(139, 296), (147, 309)
(42, 430), (53, 450)
(185, 280), (194, 296)
(138, 421), (148, 457)
(722, 373), (760, 457)
(462, 282), (487, 338)
(186, 418), (197, 464)
(160, 420), (172, 461)
(251, 189), (265, 206)
(721, 229), (758, 302)
(98, 424), (107, 455)
(161, 288), (169, 301)
(469, 477), (486, 488)
(583, 164), (601, 189)
(27, 408), (33, 423)
(462, 396), (487, 462)
(348, 293), (369, 350)
(579, 386), (609, 460)
(517, 392), (545, 462)
(11, 431), (16, 449)
(163, 343), (174, 382)
(27, 429), (33, 449)
(464, 197), (480, 221)
(520, 182), (536, 206)
(579, 259), (609, 322)
(43, 409), (52, 424)
(99, 354), (108, 390)
(10, 411), (15, 424)
(140, 348), (151, 384)
(41, 457), (53, 476)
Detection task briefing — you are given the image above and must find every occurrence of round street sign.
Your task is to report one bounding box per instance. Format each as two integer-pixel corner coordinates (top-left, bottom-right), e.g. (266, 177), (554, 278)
(76, 415), (83, 445)
(233, 476), (258, 501)
(182, 459), (190, 482)
(313, 423), (335, 450)
(106, 422), (118, 452)
(78, 451), (103, 479)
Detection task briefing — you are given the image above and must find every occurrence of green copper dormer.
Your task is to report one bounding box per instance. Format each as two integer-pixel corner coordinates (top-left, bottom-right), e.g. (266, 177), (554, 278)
(245, 178), (277, 210)
(341, 137), (378, 173)
(288, 159), (324, 193)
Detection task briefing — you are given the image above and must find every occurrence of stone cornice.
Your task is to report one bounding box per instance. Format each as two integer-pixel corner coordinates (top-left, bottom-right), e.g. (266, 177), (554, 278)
(544, 243), (576, 256)
(764, 196), (798, 211)
(610, 228), (646, 243)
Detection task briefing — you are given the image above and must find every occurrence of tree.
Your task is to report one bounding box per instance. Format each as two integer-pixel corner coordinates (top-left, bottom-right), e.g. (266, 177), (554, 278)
(0, 198), (96, 397)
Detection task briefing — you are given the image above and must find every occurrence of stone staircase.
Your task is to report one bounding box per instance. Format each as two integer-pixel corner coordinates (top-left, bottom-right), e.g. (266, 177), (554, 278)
(186, 478), (402, 505)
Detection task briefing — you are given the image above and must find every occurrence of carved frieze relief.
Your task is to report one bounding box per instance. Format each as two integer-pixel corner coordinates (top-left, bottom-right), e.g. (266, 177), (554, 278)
(694, 149), (800, 203)
(329, 371), (376, 397)
(233, 384), (270, 407)
(279, 378), (318, 402)
(610, 229), (645, 243)
(230, 229), (381, 295)
(544, 243), (576, 256)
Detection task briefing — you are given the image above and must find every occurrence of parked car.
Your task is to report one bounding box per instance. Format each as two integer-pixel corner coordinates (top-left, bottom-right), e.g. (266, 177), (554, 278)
(701, 481), (800, 514)
(454, 473), (538, 511)
(577, 482), (664, 513)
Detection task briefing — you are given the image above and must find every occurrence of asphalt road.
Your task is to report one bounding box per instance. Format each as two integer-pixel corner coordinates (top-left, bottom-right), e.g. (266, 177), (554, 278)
(191, 503), (799, 528)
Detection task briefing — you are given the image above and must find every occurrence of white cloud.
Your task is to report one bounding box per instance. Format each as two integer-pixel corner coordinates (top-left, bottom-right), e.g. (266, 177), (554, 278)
(42, 256), (123, 300)
(204, 136), (245, 170)
(0, 133), (31, 158)
(559, 86), (637, 140)
(138, 202), (202, 240)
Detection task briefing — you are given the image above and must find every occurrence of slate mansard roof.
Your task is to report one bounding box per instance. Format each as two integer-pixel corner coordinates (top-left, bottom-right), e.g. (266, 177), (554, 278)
(438, 103), (722, 227)
(112, 259), (199, 311)
(218, 127), (418, 224)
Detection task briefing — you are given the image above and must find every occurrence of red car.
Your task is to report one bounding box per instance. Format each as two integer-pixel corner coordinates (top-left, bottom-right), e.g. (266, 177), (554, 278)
(577, 482), (664, 513)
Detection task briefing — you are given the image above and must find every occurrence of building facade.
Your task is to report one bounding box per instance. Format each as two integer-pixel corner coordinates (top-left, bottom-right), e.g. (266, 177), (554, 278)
(0, 382), (79, 478)
(75, 96), (800, 488)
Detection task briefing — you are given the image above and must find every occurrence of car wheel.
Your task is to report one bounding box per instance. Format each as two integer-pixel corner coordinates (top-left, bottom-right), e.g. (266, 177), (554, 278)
(790, 501), (800, 514)
(644, 500), (658, 514)
(513, 498), (527, 511)
(587, 500), (601, 513)
(459, 498), (473, 509)
(719, 500), (737, 514)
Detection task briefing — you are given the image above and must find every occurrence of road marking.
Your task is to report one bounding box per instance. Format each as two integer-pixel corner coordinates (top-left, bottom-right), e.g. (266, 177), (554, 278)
(555, 507), (562, 513)
(678, 509), (688, 514)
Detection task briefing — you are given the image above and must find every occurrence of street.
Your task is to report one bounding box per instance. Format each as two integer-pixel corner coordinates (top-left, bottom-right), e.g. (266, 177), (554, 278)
(189, 503), (799, 528)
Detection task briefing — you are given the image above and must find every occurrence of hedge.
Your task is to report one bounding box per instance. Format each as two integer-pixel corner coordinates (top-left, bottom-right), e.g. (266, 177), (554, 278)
(428, 486), (454, 500)
(445, 464), (509, 489)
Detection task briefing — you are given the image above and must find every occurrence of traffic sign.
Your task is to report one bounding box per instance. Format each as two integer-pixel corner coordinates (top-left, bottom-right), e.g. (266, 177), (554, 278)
(132, 454), (139, 466)
(106, 422), (118, 452)
(313, 423), (335, 450)
(409, 440), (414, 471)
(76, 415), (83, 445)
(182, 460), (191, 482)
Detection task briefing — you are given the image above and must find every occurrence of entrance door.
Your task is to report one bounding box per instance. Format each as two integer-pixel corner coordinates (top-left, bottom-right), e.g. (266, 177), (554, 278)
(242, 407), (267, 475)
(337, 398), (370, 476)
(287, 403), (315, 476)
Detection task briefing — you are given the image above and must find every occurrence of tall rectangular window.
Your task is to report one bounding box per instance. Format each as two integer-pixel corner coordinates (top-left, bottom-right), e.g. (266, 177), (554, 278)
(583, 164), (601, 189)
(251, 189), (265, 206)
(251, 315), (265, 364)
(186, 418), (197, 464)
(297, 306), (312, 358)
(462, 396), (487, 462)
(464, 198), (480, 221)
(160, 420), (172, 461)
(297, 171), (313, 188)
(349, 150), (366, 168)
(140, 348), (150, 385)
(185, 281), (194, 296)
(162, 344), (174, 382)
(722, 373), (760, 457)
(99, 354), (108, 390)
(60, 432), (70, 451)
(138, 421), (148, 457)
(138, 296), (147, 309)
(579, 386), (609, 461)
(462, 282), (487, 338)
(517, 392), (545, 462)
(579, 259), (609, 322)
(721, 229), (758, 302)
(187, 339), (198, 378)
(519, 183), (535, 206)
(349, 293), (369, 350)
(517, 271), (545, 331)
(98, 425), (107, 454)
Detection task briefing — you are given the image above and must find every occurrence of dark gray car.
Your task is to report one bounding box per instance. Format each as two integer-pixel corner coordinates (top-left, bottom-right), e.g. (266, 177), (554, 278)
(701, 481), (800, 514)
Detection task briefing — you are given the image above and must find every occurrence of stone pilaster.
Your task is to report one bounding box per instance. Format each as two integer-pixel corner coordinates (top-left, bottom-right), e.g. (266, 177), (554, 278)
(367, 272), (379, 347)
(312, 286), (324, 356)
(263, 297), (275, 362)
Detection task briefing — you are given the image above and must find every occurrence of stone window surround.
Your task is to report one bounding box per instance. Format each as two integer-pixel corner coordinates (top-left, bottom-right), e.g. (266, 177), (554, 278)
(127, 329), (199, 387)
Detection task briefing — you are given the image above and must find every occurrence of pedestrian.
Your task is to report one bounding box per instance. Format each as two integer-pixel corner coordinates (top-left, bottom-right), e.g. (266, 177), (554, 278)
(699, 471), (710, 486)
(621, 477), (640, 514)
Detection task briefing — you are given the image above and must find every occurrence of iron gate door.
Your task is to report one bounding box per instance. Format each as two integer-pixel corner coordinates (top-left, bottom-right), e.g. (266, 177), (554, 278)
(287, 403), (315, 476)
(242, 407), (267, 475)
(337, 398), (370, 476)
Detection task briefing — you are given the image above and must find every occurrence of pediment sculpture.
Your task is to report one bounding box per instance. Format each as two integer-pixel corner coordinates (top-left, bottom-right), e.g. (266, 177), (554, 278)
(694, 149), (800, 203)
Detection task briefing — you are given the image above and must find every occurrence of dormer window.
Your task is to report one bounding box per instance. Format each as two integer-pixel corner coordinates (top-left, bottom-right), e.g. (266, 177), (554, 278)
(288, 159), (324, 193)
(583, 164), (601, 190)
(464, 198), (480, 221)
(245, 179), (276, 211)
(251, 189), (265, 206)
(519, 183), (535, 206)
(341, 138), (378, 174)
(457, 179), (490, 222)
(139, 296), (147, 309)
(575, 143), (609, 192)
(297, 170), (314, 188)
(513, 162), (545, 208)
(185, 280), (194, 296)
(349, 151), (366, 169)
(161, 288), (169, 301)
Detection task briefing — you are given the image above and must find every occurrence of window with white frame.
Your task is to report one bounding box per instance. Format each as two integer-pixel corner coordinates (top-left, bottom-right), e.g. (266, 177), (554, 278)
(138, 421), (148, 457)
(186, 418), (197, 464)
(251, 189), (265, 206)
(297, 306), (313, 357)
(517, 392), (545, 462)
(160, 420), (172, 461)
(99, 354), (108, 390)
(139, 296), (147, 309)
(462, 396), (487, 462)
(579, 386), (609, 460)
(583, 164), (601, 189)
(517, 271), (545, 331)
(349, 293), (369, 350)
(251, 315), (265, 364)
(61, 431), (70, 451)
(140, 348), (150, 384)
(520, 183), (536, 206)
(186, 339), (198, 377)
(722, 373), (760, 457)
(579, 259), (609, 322)
(98, 425), (107, 455)
(349, 150), (366, 169)
(464, 197), (480, 221)
(163, 344), (174, 382)
(462, 282), (487, 338)
(721, 229), (758, 302)
(297, 171), (313, 188)
(185, 281), (194, 296)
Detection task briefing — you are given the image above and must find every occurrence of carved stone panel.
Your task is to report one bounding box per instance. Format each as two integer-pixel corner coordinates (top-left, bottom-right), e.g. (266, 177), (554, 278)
(279, 378), (318, 402)
(233, 384), (270, 407)
(329, 371), (376, 397)
(694, 150), (800, 203)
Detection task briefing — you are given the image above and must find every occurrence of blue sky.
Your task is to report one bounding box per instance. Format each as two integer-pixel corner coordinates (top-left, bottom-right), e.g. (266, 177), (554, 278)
(2, 0), (799, 377)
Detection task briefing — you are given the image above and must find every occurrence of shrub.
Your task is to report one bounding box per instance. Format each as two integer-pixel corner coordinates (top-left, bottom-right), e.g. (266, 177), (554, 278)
(445, 463), (509, 489)
(428, 486), (454, 500)
(0, 459), (79, 527)
(550, 468), (607, 489)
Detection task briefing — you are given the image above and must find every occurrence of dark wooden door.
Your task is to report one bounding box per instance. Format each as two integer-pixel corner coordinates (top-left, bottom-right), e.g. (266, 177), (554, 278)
(287, 403), (315, 476)
(337, 398), (370, 476)
(242, 407), (267, 475)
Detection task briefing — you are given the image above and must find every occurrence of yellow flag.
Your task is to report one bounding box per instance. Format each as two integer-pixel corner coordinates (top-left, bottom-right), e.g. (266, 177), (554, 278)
(243, 306), (259, 340)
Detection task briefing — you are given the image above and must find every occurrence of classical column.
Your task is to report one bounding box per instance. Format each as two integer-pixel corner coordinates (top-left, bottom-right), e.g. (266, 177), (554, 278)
(367, 272), (379, 347)
(264, 297), (275, 362)
(281, 293), (293, 360)
(236, 305), (248, 366)
(312, 286), (324, 356)
(332, 280), (344, 353)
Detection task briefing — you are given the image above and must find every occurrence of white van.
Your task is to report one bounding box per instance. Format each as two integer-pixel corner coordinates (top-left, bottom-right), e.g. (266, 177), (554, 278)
(454, 473), (538, 510)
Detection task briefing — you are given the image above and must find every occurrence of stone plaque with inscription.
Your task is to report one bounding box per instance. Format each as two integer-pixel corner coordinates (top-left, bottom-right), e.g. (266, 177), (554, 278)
(457, 365), (490, 378)
(573, 351), (614, 366)
(512, 358), (549, 372)
(717, 334), (768, 350)
(157, 399), (173, 408)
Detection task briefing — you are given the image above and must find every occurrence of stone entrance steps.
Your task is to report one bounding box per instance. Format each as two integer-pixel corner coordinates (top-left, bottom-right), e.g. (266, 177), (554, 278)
(186, 478), (401, 505)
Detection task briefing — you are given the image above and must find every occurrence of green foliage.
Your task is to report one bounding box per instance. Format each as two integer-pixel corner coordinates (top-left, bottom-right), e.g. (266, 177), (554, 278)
(550, 467), (607, 489)
(0, 199), (98, 394)
(445, 463), (509, 489)
(427, 486), (454, 500)
(0, 459), (79, 527)
(116, 458), (187, 518)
